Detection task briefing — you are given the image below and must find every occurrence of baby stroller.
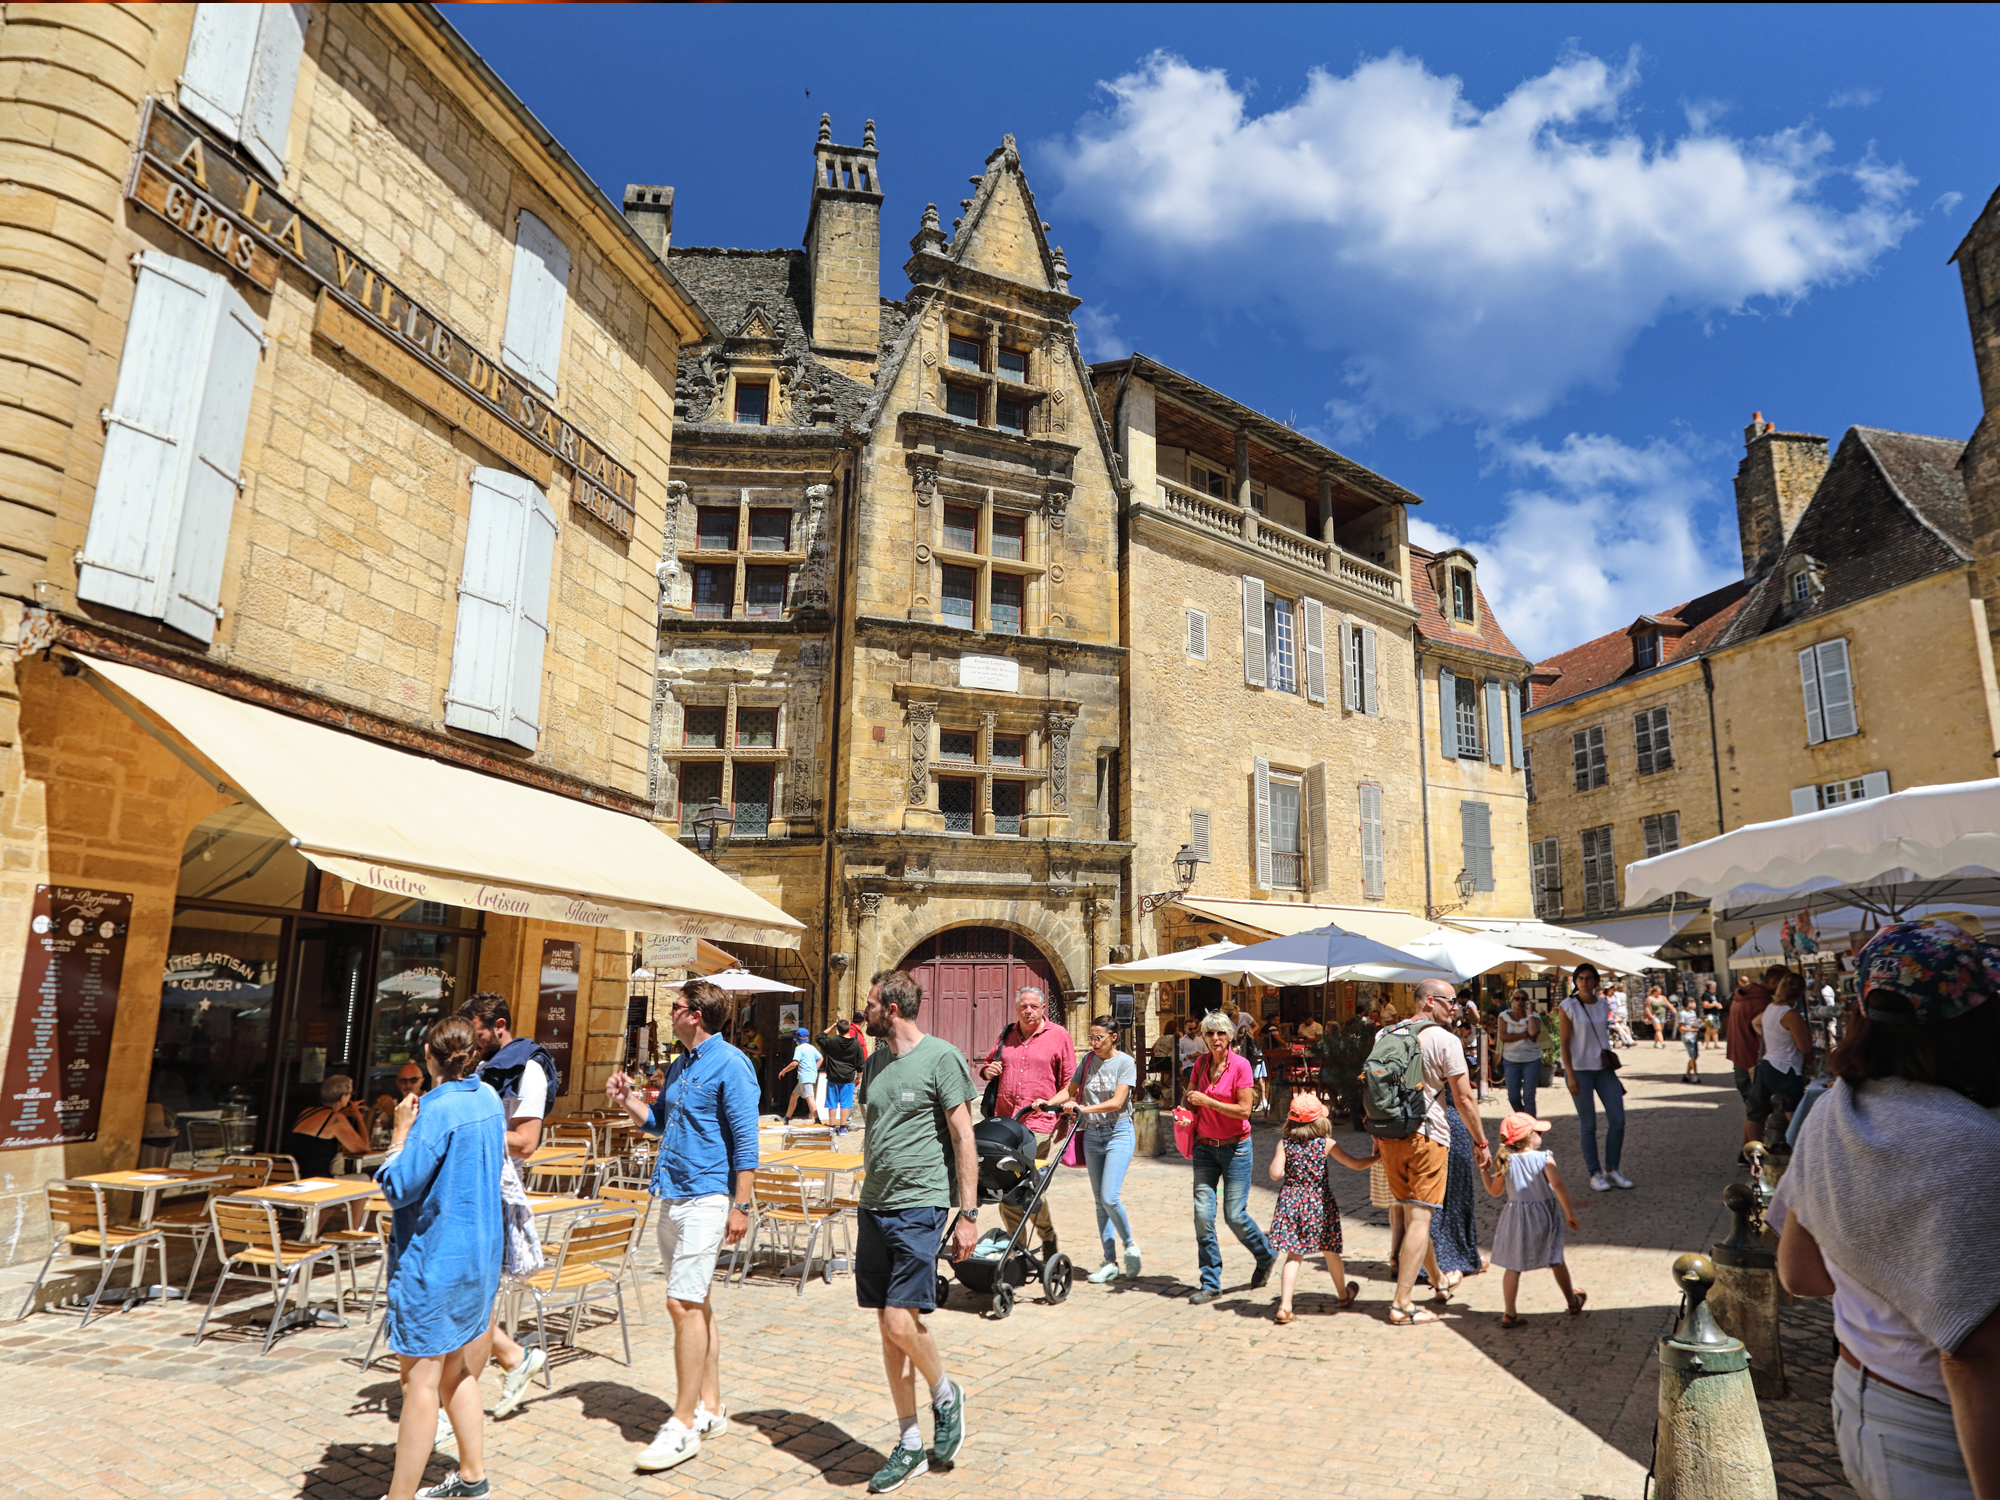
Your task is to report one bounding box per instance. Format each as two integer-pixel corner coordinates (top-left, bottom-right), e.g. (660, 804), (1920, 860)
(937, 1103), (1078, 1318)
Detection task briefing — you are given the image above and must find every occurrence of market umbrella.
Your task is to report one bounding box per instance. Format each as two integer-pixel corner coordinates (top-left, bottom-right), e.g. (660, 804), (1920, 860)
(1388, 928), (1547, 983)
(701, 968), (803, 994)
(1223, 923), (1456, 985)
(1447, 918), (1662, 975)
(1094, 942), (1249, 984)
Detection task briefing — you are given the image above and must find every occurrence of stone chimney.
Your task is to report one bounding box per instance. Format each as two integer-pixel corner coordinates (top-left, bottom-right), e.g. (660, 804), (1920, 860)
(621, 184), (673, 258)
(803, 115), (883, 381)
(1733, 412), (1829, 579)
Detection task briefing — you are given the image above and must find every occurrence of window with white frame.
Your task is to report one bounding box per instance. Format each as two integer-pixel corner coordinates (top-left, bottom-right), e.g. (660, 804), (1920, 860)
(1572, 725), (1607, 790)
(1453, 675), (1481, 758)
(1791, 770), (1890, 815)
(1799, 639), (1858, 743)
(1634, 706), (1673, 776)
(1340, 621), (1380, 714)
(1580, 825), (1616, 913)
(1634, 631), (1660, 669)
(1265, 595), (1297, 694)
(1268, 775), (1304, 890)
(1642, 811), (1681, 859)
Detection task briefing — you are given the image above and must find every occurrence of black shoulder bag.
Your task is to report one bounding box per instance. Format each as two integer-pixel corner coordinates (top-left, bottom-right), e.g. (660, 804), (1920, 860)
(979, 1023), (1016, 1119)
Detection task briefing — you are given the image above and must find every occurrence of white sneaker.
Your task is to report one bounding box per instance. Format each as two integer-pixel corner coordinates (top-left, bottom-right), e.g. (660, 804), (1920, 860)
(492, 1346), (544, 1419)
(1086, 1261), (1120, 1284)
(1589, 1173), (1612, 1192)
(635, 1418), (700, 1472)
(433, 1409), (456, 1453)
(693, 1402), (730, 1439)
(1124, 1246), (1142, 1279)
(1607, 1170), (1635, 1189)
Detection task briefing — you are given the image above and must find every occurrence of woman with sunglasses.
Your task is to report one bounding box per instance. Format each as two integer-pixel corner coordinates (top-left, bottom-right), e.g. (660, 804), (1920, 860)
(1033, 1015), (1141, 1284)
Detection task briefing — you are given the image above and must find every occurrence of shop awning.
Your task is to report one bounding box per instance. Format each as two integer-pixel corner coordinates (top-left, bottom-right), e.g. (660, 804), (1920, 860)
(83, 656), (804, 948)
(1172, 897), (1438, 948)
(1564, 909), (1700, 950)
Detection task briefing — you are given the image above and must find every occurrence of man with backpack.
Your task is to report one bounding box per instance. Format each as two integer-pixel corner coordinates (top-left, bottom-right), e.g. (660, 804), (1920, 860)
(1362, 979), (1492, 1326)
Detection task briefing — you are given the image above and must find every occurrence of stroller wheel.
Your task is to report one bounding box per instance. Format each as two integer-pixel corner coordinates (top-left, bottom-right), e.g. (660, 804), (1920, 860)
(1041, 1252), (1073, 1305)
(991, 1282), (1014, 1319)
(936, 1271), (950, 1307)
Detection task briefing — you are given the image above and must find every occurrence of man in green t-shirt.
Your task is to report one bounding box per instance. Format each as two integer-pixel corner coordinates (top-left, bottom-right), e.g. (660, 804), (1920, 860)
(856, 969), (979, 1493)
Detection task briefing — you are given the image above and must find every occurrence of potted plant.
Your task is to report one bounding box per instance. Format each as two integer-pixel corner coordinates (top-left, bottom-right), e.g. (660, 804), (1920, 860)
(1538, 1014), (1561, 1087)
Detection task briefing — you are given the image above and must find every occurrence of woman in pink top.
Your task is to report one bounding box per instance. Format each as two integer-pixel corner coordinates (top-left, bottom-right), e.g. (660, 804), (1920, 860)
(1184, 1011), (1274, 1304)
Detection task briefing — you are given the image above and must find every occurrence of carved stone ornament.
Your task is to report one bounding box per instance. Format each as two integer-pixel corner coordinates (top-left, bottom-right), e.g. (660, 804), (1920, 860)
(906, 701), (936, 806)
(647, 678), (673, 816)
(914, 543), (932, 564)
(1045, 710), (1074, 812)
(911, 462), (938, 507)
(1043, 490), (1069, 531)
(792, 483), (833, 611)
(852, 891), (883, 920)
(1048, 564), (1065, 584)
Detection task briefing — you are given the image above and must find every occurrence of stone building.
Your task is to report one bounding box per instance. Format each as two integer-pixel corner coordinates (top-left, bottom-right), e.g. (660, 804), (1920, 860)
(0, 4), (799, 1263)
(1953, 183), (2000, 665)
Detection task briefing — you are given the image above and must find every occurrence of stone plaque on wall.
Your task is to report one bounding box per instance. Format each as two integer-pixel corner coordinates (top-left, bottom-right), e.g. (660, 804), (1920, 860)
(959, 655), (1019, 692)
(1, 886), (133, 1150)
(537, 940), (581, 1094)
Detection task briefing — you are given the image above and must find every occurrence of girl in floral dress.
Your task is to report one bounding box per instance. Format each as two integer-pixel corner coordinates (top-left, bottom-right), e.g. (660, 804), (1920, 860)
(1267, 1094), (1377, 1323)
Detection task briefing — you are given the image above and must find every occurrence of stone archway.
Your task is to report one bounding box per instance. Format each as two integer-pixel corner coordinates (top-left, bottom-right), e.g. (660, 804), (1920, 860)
(896, 925), (1063, 1060)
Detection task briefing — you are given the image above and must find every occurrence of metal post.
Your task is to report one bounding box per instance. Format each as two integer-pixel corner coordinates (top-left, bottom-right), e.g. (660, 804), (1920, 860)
(1653, 1254), (1778, 1500)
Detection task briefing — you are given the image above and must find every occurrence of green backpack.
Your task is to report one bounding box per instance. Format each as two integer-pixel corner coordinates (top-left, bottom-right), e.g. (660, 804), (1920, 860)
(1361, 1019), (1435, 1138)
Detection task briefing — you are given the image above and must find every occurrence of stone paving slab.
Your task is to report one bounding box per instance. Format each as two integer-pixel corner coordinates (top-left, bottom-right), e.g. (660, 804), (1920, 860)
(2, 1054), (1801, 1498)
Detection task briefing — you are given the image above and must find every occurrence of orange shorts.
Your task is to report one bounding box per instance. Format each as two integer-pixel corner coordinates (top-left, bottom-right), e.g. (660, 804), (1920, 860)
(1376, 1131), (1449, 1209)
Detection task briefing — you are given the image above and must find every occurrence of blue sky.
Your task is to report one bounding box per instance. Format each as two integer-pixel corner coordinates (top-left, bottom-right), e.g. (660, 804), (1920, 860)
(449, 3), (1998, 660)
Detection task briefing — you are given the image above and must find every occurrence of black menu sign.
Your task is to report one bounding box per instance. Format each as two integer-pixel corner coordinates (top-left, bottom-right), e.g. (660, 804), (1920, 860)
(1, 885), (133, 1149)
(537, 939), (580, 1097)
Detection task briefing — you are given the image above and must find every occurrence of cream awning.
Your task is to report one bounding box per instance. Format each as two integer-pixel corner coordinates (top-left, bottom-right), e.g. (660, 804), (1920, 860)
(83, 656), (804, 948)
(1172, 897), (1439, 948)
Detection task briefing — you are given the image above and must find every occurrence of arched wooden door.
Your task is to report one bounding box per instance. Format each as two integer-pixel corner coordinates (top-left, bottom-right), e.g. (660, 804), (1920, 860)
(900, 927), (1059, 1062)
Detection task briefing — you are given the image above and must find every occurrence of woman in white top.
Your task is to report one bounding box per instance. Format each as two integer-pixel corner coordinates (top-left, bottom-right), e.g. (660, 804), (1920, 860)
(1498, 991), (1543, 1117)
(1556, 965), (1633, 1192)
(1758, 972), (1816, 1128)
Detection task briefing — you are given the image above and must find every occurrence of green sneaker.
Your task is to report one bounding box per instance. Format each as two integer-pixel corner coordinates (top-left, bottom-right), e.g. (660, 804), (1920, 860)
(930, 1380), (967, 1468)
(869, 1444), (929, 1493)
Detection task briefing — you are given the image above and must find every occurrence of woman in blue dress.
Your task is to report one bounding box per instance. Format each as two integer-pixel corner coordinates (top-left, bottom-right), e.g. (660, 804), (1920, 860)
(378, 1014), (505, 1500)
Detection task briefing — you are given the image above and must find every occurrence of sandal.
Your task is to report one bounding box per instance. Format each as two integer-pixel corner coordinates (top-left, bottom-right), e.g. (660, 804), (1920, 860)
(1567, 1290), (1588, 1316)
(1388, 1305), (1442, 1326)
(1337, 1280), (1360, 1311)
(1274, 1308), (1296, 1325)
(1500, 1313), (1527, 1329)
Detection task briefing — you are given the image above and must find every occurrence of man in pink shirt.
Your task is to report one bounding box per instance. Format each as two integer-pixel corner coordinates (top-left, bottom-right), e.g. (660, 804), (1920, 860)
(977, 985), (1074, 1253)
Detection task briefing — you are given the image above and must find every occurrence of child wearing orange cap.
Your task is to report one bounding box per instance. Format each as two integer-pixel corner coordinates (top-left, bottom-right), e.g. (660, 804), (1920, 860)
(1266, 1093), (1378, 1324)
(1483, 1111), (1586, 1328)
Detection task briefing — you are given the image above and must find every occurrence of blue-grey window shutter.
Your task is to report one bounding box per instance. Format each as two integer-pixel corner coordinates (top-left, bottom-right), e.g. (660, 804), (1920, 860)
(1438, 666), (1458, 758)
(1305, 762), (1329, 891)
(1484, 679), (1505, 766)
(1507, 681), (1524, 769)
(242, 5), (309, 181)
(506, 486), (560, 750)
(1359, 782), (1385, 898)
(164, 285), (264, 641)
(447, 468), (559, 745)
(502, 210), (571, 396)
(1461, 800), (1494, 891)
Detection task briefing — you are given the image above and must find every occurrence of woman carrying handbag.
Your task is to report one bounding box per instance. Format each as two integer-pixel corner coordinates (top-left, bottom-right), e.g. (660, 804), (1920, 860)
(1033, 1015), (1141, 1283)
(1557, 964), (1633, 1194)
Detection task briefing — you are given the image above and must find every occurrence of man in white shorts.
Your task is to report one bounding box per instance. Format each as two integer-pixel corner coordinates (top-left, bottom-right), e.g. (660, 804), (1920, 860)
(606, 978), (758, 1473)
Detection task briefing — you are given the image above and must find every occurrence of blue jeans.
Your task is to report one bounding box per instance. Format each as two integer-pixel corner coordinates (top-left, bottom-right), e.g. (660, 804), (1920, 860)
(1191, 1136), (1271, 1292)
(1083, 1120), (1137, 1261)
(1503, 1059), (1539, 1116)
(1571, 1067), (1625, 1175)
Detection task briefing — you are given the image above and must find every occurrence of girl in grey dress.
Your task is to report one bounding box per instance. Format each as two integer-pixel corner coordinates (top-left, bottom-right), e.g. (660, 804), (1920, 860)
(1482, 1112), (1586, 1328)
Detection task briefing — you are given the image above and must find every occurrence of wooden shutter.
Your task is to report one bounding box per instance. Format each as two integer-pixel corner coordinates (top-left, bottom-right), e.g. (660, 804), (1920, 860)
(506, 484), (560, 749)
(447, 468), (558, 747)
(1438, 666), (1458, 758)
(1189, 808), (1211, 863)
(1185, 607), (1207, 660)
(179, 4), (260, 140)
(1582, 825), (1615, 911)
(1790, 786), (1820, 816)
(1815, 640), (1857, 738)
(1305, 762), (1329, 891)
(1303, 597), (1327, 704)
(1359, 782), (1385, 898)
(1362, 627), (1378, 715)
(1507, 681), (1524, 769)
(1633, 709), (1655, 776)
(77, 252), (262, 645)
(1529, 837), (1552, 916)
(502, 210), (571, 395)
(1461, 801), (1493, 891)
(1252, 756), (1272, 889)
(1860, 770), (1891, 800)
(1484, 679), (1504, 766)
(242, 4), (309, 180)
(1338, 620), (1357, 709)
(1799, 646), (1826, 745)
(1241, 576), (1266, 687)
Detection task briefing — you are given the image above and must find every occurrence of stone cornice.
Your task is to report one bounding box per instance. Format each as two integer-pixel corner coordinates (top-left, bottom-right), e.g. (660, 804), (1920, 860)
(853, 615), (1125, 662)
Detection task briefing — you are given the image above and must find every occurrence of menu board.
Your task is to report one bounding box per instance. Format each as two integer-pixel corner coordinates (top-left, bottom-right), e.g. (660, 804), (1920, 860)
(537, 939), (580, 1096)
(1, 885), (133, 1149)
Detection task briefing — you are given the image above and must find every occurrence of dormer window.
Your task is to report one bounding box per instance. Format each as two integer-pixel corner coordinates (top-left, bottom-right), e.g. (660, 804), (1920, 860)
(1450, 568), (1475, 623)
(1791, 571), (1812, 604)
(1634, 632), (1660, 669)
(997, 348), (1028, 381)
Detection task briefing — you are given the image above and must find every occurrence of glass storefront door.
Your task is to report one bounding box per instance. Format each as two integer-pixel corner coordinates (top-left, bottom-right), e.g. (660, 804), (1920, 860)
(156, 910), (286, 1155)
(365, 926), (478, 1141)
(268, 920), (375, 1154)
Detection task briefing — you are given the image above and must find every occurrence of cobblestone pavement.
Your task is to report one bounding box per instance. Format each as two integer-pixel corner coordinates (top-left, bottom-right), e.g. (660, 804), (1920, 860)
(4, 1051), (1814, 1500)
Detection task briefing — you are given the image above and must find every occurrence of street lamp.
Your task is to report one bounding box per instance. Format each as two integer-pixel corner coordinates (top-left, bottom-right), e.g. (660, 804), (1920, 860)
(690, 801), (735, 862)
(1139, 844), (1200, 914)
(1426, 867), (1477, 922)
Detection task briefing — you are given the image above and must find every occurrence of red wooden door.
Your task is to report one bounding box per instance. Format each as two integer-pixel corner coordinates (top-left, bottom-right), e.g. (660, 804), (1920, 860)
(898, 928), (1061, 1068)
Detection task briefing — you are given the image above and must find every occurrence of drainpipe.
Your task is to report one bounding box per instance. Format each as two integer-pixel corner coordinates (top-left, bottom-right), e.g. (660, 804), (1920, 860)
(1415, 630), (1434, 914)
(1701, 656), (1726, 834)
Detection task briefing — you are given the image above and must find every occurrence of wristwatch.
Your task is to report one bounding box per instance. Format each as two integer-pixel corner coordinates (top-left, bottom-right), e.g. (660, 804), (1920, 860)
(732, 1201), (753, 1214)
(954, 1208), (978, 1226)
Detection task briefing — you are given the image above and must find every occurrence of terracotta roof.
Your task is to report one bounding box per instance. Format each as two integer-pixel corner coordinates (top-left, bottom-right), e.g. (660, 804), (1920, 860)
(1716, 426), (1969, 648)
(1410, 546), (1528, 664)
(1528, 579), (1751, 710)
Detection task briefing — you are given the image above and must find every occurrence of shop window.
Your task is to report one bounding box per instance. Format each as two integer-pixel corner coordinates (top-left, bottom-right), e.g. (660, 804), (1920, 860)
(939, 730), (977, 762)
(736, 708), (777, 748)
(679, 761), (723, 817)
(179, 804), (310, 907)
(366, 927), (477, 1134)
(990, 573), (1023, 635)
(945, 383), (981, 423)
(157, 910), (283, 1138)
(692, 564), (733, 618)
(939, 777), (976, 833)
(992, 513), (1025, 560)
(733, 763), (773, 838)
(744, 565), (789, 617)
(941, 565), (976, 624)
(996, 395), (1026, 432)
(993, 780), (1024, 836)
(733, 381), (769, 425)
(749, 509), (791, 551)
(944, 505), (979, 553)
(992, 734), (1024, 766)
(696, 508), (738, 550)
(997, 347), (1028, 381)
(682, 706), (725, 748)
(948, 334), (982, 371)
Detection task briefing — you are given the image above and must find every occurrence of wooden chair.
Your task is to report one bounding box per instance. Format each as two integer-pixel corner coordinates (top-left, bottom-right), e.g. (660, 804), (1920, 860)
(194, 1196), (339, 1355)
(782, 1124), (835, 1150)
(546, 1123), (619, 1195)
(511, 1209), (640, 1384)
(151, 1161), (271, 1295)
(736, 1168), (843, 1295)
(248, 1153), (301, 1183)
(527, 1159), (589, 1196)
(12, 1181), (168, 1327)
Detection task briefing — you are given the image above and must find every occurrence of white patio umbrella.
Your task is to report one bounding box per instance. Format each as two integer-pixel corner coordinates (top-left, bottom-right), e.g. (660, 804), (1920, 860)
(1448, 918), (1663, 975)
(1094, 942), (1249, 984)
(701, 968), (803, 994)
(1389, 928), (1548, 983)
(1222, 923), (1457, 985)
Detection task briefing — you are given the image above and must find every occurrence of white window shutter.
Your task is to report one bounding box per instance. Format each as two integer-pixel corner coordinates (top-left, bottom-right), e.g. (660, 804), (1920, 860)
(1798, 646), (1826, 745)
(163, 286), (263, 641)
(1362, 627), (1378, 715)
(1816, 639), (1857, 738)
(1359, 782), (1385, 898)
(1303, 597), (1327, 704)
(1241, 576), (1266, 687)
(1507, 681), (1523, 768)
(242, 4), (309, 180)
(1438, 666), (1458, 758)
(1338, 620), (1356, 709)
(1860, 770), (1891, 800)
(179, 4), (260, 140)
(1790, 786), (1820, 816)
(502, 210), (571, 395)
(1484, 679), (1504, 766)
(1185, 608), (1207, 660)
(447, 469), (534, 740)
(1189, 808), (1211, 863)
(505, 485), (560, 749)
(1252, 756), (1272, 889)
(1305, 762), (1329, 892)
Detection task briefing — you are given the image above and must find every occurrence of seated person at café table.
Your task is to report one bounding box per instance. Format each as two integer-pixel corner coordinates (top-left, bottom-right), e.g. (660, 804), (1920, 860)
(290, 1074), (371, 1176)
(373, 1062), (427, 1135)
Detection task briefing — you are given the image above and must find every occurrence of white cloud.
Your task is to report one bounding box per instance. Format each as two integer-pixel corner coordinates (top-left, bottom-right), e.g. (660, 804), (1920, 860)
(1408, 432), (1739, 661)
(1049, 51), (1915, 429)
(1935, 191), (1965, 215)
(1827, 88), (1881, 108)
(1072, 305), (1130, 362)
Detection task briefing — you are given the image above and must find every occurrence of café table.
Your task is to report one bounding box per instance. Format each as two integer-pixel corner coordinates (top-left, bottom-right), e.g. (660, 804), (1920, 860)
(72, 1168), (234, 1305)
(238, 1175), (380, 1332)
(760, 1151), (863, 1279)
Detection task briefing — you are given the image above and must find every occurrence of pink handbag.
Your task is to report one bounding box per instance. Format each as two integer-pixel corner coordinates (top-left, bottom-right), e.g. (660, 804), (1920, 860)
(1060, 1054), (1094, 1166)
(1172, 1106), (1195, 1158)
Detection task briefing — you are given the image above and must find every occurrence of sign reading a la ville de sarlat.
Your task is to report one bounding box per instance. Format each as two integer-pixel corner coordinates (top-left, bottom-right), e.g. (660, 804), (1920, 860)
(126, 99), (637, 540)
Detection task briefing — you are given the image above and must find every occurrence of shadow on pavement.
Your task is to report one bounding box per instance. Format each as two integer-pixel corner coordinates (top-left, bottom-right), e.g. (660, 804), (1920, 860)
(571, 1378), (672, 1442)
(735, 1408), (876, 1488)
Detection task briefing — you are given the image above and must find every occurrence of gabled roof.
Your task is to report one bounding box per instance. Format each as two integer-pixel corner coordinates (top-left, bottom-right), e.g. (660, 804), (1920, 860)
(1528, 579), (1751, 710)
(1411, 547), (1528, 665)
(1715, 426), (1969, 648)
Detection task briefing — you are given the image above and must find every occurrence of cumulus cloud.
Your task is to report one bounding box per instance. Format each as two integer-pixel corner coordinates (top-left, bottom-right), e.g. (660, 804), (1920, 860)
(1049, 50), (1915, 429)
(1072, 305), (1130, 362)
(1409, 433), (1739, 661)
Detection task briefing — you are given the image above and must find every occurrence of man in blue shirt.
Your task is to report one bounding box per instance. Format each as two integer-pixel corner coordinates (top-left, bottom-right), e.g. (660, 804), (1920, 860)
(606, 978), (758, 1473)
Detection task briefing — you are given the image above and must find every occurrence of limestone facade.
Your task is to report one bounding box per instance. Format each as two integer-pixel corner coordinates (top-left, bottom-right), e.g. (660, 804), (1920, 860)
(1954, 185), (2000, 665)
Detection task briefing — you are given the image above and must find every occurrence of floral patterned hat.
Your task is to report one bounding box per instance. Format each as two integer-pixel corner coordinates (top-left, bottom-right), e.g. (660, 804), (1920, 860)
(1855, 919), (2000, 1026)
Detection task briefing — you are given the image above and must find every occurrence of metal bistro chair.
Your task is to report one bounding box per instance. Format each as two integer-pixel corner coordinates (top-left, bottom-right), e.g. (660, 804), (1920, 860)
(735, 1167), (843, 1295)
(526, 1158), (590, 1197)
(194, 1196), (339, 1355)
(13, 1181), (169, 1327)
(782, 1124), (835, 1151)
(546, 1123), (619, 1196)
(595, 1185), (657, 1323)
(183, 1117), (229, 1165)
(150, 1159), (272, 1296)
(316, 1194), (390, 1317)
(512, 1208), (640, 1386)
